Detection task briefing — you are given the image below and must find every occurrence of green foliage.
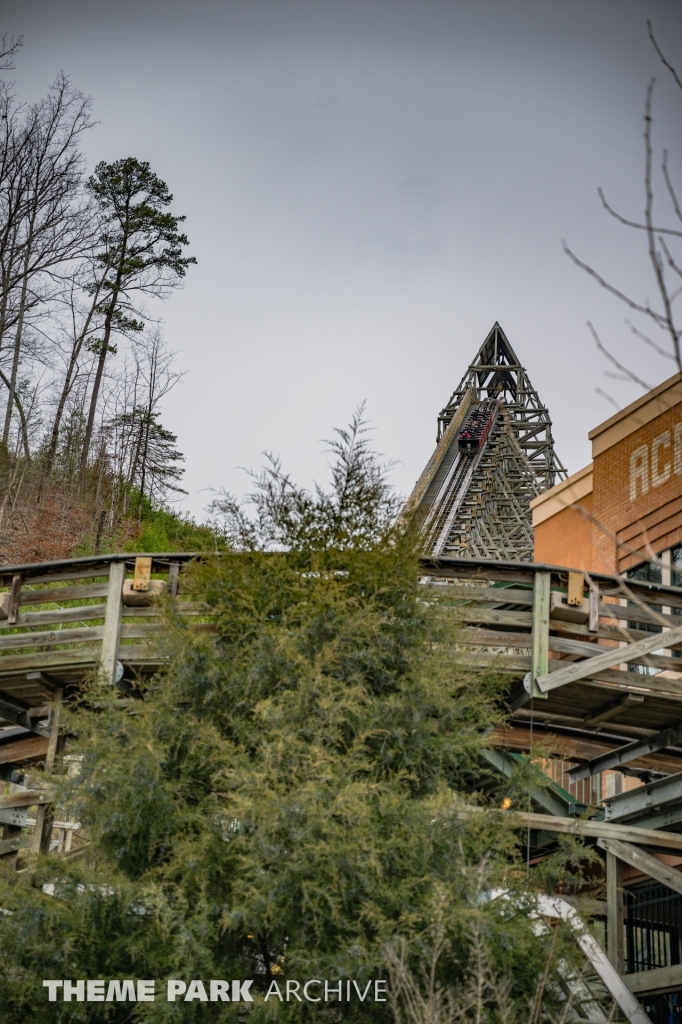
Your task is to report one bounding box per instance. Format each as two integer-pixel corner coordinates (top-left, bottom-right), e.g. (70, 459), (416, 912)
(0, 415), (588, 1022)
(88, 156), (197, 312)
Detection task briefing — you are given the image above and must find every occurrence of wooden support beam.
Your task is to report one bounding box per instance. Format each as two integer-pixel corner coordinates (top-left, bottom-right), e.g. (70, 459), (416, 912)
(537, 624), (682, 693)
(7, 573), (22, 626)
(569, 723), (682, 782)
(31, 687), (62, 855)
(588, 578), (600, 633)
(585, 693), (645, 728)
(0, 789), (53, 810)
(132, 556), (152, 592)
(625, 964), (682, 995)
(607, 850), (625, 974)
(0, 834), (31, 857)
(598, 837), (682, 896)
(0, 734), (48, 766)
(456, 806), (682, 851)
(567, 571), (584, 606)
(100, 561), (125, 685)
(168, 561), (179, 598)
(0, 691), (49, 736)
(530, 571), (550, 699)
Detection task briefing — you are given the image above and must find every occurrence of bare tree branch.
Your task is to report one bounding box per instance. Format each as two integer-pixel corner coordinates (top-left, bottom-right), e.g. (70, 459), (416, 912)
(662, 150), (682, 225)
(0, 34), (23, 71)
(594, 387), (621, 411)
(649, 20), (682, 94)
(587, 321), (652, 389)
(626, 318), (676, 359)
(642, 79), (682, 371)
(598, 186), (682, 238)
(563, 241), (668, 329)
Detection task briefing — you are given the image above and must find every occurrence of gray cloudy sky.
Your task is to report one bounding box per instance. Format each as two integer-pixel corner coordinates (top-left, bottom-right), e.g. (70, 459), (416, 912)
(4, 0), (682, 515)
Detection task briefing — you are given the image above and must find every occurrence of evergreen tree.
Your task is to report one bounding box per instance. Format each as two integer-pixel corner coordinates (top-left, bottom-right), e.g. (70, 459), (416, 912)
(78, 158), (196, 489)
(0, 414), (586, 1023)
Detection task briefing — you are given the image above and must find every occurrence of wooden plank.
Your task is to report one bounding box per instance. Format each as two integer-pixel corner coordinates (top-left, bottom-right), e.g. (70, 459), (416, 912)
(7, 574), (22, 626)
(585, 693), (645, 727)
(548, 634), (681, 673)
(419, 556), (682, 611)
(100, 562), (125, 685)
(19, 584), (110, 606)
(132, 556), (152, 592)
(0, 734), (48, 765)
(531, 572), (550, 699)
(0, 646), (101, 673)
(458, 627), (532, 649)
(32, 688), (62, 854)
(0, 604), (107, 630)
(0, 789), (53, 809)
(0, 835), (31, 856)
(422, 583), (534, 605)
(537, 624), (682, 693)
(567, 571), (584, 607)
(607, 850), (624, 973)
(0, 626), (105, 651)
(455, 806), (682, 851)
(458, 607), (533, 629)
(624, 964), (682, 995)
(0, 601), (211, 632)
(599, 837), (682, 897)
(589, 579), (600, 633)
(10, 567), (111, 586)
(452, 652), (532, 673)
(168, 562), (179, 597)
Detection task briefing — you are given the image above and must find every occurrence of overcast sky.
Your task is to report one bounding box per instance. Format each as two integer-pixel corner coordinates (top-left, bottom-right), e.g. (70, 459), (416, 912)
(4, 0), (682, 515)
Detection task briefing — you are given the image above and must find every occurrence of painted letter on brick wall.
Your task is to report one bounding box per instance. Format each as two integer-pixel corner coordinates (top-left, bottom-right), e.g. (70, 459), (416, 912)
(630, 444), (649, 501)
(674, 422), (682, 477)
(651, 431), (671, 488)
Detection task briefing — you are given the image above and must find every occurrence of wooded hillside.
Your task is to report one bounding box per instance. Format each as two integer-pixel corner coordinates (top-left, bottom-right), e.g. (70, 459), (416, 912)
(0, 37), (201, 563)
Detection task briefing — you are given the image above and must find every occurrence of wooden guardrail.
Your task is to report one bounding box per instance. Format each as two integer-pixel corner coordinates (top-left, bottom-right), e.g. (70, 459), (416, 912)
(419, 555), (682, 700)
(0, 553), (211, 702)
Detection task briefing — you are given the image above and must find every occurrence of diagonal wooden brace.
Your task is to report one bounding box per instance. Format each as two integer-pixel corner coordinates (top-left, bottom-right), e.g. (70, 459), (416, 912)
(598, 837), (682, 898)
(536, 623), (682, 693)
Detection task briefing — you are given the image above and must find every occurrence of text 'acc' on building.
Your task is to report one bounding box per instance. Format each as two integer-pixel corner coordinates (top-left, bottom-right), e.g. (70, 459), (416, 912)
(532, 370), (682, 585)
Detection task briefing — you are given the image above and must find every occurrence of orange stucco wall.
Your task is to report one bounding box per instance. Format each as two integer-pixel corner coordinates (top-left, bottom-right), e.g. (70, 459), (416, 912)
(533, 494), (593, 570)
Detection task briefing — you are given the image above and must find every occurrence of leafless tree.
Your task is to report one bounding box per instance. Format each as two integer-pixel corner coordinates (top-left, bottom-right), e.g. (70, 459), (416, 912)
(0, 74), (94, 452)
(0, 34), (22, 72)
(564, 22), (682, 395)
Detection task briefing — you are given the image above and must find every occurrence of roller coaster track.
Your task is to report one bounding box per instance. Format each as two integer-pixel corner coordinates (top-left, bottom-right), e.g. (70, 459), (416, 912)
(406, 322), (566, 561)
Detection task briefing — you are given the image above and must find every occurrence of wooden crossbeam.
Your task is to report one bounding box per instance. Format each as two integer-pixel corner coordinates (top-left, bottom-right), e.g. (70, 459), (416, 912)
(585, 693), (645, 727)
(598, 837), (682, 896)
(456, 807), (682, 851)
(0, 789), (53, 810)
(536, 624), (682, 693)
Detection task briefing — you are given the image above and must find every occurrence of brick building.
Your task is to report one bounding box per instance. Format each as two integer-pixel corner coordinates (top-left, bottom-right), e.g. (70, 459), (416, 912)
(532, 370), (682, 582)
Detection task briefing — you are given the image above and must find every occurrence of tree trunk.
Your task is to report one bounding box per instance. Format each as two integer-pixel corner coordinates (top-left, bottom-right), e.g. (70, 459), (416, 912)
(1, 239), (32, 448)
(77, 287), (118, 493)
(38, 284), (101, 499)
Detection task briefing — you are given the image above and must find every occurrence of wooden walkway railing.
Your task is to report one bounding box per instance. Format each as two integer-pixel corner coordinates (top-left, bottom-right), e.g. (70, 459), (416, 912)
(0, 553), (208, 705)
(420, 556), (682, 754)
